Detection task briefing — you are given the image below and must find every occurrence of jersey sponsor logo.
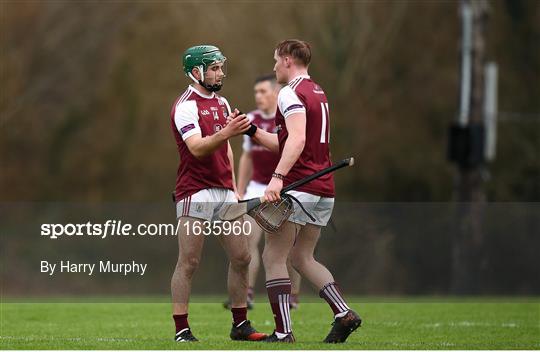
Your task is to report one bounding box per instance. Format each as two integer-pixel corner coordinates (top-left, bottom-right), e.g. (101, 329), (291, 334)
(200, 110), (210, 115)
(284, 104), (304, 114)
(214, 124), (223, 133)
(180, 123), (196, 135)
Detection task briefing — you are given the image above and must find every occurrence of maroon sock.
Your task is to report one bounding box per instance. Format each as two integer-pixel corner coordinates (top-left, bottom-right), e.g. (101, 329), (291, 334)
(247, 287), (254, 302)
(231, 307), (247, 326)
(266, 278), (292, 333)
(319, 282), (350, 315)
(173, 314), (189, 332)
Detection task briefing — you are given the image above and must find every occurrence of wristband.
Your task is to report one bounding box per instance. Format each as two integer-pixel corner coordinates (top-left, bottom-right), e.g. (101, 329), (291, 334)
(245, 123), (257, 137)
(272, 172), (285, 180)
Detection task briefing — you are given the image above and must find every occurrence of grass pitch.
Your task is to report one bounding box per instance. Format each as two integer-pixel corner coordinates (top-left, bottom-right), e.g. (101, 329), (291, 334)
(1, 296), (539, 349)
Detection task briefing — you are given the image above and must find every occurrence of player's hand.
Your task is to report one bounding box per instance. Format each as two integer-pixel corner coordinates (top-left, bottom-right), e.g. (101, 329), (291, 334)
(225, 108), (242, 125)
(264, 177), (283, 203)
(225, 109), (238, 125)
(223, 109), (250, 138)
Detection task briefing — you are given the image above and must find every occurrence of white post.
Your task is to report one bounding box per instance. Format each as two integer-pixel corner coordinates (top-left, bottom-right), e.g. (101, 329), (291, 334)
(484, 62), (498, 161)
(458, 0), (473, 126)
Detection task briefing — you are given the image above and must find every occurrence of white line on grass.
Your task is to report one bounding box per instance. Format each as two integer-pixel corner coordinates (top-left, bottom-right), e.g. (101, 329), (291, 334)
(0, 336), (149, 343)
(368, 320), (521, 328)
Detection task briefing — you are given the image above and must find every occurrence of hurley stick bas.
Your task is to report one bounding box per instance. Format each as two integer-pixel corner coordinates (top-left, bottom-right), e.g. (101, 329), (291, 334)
(219, 157), (355, 221)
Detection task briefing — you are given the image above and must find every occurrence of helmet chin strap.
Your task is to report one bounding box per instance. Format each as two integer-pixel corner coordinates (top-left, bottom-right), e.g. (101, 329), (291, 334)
(188, 66), (223, 92)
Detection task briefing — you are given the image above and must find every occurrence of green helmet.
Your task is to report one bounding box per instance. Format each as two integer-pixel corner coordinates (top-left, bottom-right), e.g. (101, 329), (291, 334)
(182, 45), (227, 77)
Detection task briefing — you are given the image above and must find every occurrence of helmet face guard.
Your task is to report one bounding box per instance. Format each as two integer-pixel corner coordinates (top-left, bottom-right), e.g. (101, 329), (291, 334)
(197, 60), (227, 92)
(183, 45), (227, 91)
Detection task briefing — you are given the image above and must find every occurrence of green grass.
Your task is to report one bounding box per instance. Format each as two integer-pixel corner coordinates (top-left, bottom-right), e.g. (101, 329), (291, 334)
(1, 296), (539, 349)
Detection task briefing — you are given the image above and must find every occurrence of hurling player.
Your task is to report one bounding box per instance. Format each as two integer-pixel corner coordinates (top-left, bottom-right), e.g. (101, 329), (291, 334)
(170, 45), (266, 342)
(248, 39), (362, 343)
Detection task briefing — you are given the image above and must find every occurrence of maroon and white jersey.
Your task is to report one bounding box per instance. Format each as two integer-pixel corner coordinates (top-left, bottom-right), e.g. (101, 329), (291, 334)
(171, 85), (233, 201)
(242, 110), (280, 184)
(275, 75), (334, 197)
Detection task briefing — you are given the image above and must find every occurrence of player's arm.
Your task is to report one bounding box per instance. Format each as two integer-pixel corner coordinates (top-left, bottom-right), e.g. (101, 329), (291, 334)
(264, 87), (306, 202)
(237, 150), (253, 199)
(181, 109), (251, 160)
(237, 133), (254, 198)
(251, 129), (279, 153)
(184, 133), (226, 159)
(273, 112), (306, 176)
(263, 112), (305, 202)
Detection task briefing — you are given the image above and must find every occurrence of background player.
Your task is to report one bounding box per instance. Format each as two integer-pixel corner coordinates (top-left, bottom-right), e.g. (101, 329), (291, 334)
(225, 74), (302, 310)
(247, 39), (362, 343)
(170, 45), (266, 342)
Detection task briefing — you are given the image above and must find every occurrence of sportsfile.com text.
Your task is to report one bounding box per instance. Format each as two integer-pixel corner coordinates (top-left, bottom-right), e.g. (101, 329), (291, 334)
(40, 219), (252, 239)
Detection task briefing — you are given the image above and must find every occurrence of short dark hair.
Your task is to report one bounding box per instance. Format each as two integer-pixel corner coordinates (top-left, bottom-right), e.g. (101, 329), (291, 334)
(254, 73), (277, 85)
(275, 39), (311, 66)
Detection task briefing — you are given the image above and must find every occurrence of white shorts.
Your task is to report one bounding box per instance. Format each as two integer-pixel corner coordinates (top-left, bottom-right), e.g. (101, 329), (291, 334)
(176, 188), (236, 222)
(243, 180), (267, 200)
(287, 190), (334, 227)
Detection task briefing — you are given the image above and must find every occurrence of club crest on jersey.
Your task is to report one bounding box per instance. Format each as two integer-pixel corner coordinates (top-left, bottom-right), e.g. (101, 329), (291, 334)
(213, 111), (219, 120)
